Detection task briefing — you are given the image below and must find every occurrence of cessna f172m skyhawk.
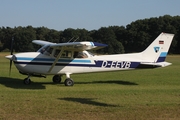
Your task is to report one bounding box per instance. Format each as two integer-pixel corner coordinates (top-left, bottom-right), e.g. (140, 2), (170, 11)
(6, 32), (174, 86)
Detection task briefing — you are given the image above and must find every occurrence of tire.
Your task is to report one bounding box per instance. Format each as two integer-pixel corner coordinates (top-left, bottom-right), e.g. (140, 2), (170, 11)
(23, 78), (31, 85)
(53, 75), (61, 83)
(64, 78), (74, 86)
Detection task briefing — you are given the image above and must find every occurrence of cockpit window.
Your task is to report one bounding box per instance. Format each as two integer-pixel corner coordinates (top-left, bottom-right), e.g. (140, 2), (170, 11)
(37, 45), (53, 56)
(38, 45), (51, 55)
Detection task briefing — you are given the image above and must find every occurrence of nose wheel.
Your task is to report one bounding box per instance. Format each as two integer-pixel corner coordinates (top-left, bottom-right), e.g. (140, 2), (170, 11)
(64, 78), (74, 86)
(64, 73), (74, 86)
(24, 77), (31, 85)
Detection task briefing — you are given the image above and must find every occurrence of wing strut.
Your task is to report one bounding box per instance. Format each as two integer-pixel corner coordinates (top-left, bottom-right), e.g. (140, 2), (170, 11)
(48, 47), (64, 73)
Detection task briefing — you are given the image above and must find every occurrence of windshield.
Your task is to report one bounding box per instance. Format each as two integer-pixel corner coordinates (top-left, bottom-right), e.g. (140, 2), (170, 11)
(38, 45), (51, 54)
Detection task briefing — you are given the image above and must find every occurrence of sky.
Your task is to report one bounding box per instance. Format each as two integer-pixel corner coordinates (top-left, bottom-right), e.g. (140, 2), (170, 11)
(0, 0), (180, 31)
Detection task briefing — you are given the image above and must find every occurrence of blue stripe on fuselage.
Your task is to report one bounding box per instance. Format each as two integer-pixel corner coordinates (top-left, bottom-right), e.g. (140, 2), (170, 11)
(16, 57), (91, 63)
(14, 59), (141, 69)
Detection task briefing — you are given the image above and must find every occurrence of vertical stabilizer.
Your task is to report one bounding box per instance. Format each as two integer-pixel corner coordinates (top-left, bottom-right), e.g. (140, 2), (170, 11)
(141, 33), (174, 62)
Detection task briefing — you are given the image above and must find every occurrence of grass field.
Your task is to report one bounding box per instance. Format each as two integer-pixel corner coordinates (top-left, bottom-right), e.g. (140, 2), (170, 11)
(0, 52), (180, 120)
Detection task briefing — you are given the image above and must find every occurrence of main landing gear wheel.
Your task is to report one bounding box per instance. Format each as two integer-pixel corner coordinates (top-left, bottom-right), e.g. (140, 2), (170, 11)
(23, 78), (31, 85)
(64, 78), (74, 86)
(52, 75), (62, 83)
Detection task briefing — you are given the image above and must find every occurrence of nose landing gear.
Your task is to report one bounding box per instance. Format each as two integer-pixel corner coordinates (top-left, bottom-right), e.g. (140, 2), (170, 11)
(64, 78), (74, 86)
(64, 73), (74, 86)
(23, 75), (31, 85)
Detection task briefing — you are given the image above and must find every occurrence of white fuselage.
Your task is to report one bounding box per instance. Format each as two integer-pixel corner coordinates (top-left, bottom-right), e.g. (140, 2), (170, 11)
(12, 52), (144, 76)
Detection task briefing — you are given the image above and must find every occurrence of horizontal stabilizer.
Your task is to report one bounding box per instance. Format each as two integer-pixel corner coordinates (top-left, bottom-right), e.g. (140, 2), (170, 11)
(137, 62), (172, 68)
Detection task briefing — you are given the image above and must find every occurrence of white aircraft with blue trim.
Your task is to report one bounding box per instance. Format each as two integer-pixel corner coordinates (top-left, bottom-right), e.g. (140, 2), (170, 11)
(6, 32), (174, 86)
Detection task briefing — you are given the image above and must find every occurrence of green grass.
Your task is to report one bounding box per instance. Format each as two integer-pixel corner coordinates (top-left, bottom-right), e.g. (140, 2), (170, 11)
(0, 52), (180, 120)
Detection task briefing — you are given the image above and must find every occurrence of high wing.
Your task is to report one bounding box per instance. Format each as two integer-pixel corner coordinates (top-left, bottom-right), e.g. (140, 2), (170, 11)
(51, 42), (107, 51)
(33, 40), (107, 51)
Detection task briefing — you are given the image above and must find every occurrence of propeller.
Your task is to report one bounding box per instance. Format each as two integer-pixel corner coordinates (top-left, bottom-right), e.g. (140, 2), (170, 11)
(9, 37), (14, 76)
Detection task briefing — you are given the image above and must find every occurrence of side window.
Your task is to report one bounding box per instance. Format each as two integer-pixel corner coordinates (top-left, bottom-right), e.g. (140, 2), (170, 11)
(74, 51), (88, 58)
(61, 51), (72, 58)
(53, 50), (72, 58)
(54, 49), (60, 57)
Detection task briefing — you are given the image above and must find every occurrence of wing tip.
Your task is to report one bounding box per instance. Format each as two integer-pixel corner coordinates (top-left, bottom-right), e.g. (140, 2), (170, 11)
(93, 42), (108, 47)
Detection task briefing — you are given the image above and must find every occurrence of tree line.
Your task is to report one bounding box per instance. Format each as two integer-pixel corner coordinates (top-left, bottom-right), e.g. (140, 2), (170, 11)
(0, 15), (180, 54)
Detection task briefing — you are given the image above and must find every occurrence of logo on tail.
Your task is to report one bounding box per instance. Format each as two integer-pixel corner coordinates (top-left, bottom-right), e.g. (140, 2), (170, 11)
(154, 47), (160, 53)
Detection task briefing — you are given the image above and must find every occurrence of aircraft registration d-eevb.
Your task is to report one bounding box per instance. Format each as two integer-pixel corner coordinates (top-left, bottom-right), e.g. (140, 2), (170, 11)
(6, 32), (174, 86)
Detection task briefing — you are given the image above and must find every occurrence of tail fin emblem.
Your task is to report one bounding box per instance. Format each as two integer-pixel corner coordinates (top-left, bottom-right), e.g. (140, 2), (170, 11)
(154, 47), (160, 53)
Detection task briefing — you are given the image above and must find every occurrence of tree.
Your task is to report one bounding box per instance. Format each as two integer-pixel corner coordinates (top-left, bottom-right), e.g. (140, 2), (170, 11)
(0, 27), (14, 52)
(91, 27), (124, 54)
(0, 15), (180, 54)
(14, 26), (36, 52)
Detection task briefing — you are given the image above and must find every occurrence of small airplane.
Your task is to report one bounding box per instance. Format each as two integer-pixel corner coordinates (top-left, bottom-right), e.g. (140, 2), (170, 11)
(6, 32), (174, 86)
